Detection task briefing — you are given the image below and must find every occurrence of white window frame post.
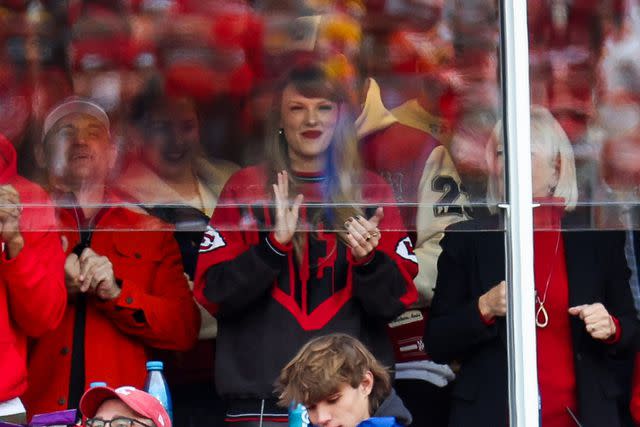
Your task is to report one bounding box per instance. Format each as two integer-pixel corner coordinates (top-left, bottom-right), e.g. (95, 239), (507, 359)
(499, 0), (539, 426)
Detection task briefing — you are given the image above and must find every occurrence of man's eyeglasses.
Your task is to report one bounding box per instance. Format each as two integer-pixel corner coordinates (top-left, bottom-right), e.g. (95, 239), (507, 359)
(86, 417), (153, 427)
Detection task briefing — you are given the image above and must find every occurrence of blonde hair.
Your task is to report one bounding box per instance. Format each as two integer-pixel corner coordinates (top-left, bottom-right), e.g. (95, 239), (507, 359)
(276, 333), (391, 416)
(486, 105), (578, 211)
(265, 62), (363, 256)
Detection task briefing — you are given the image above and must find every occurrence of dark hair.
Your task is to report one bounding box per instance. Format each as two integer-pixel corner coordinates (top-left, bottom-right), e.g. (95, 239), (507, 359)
(129, 77), (200, 128)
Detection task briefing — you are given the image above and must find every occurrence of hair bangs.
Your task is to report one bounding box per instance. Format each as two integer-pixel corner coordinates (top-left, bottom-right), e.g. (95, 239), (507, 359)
(276, 334), (391, 415)
(287, 65), (345, 104)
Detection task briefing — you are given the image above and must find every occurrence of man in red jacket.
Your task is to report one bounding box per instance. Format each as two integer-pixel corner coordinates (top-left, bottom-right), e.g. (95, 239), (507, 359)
(23, 97), (200, 418)
(0, 134), (66, 423)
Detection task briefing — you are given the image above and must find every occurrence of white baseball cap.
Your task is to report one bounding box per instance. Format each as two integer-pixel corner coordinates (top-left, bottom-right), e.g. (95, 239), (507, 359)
(42, 96), (110, 142)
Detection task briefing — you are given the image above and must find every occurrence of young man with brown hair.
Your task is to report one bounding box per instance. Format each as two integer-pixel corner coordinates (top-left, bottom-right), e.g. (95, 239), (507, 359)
(276, 333), (412, 427)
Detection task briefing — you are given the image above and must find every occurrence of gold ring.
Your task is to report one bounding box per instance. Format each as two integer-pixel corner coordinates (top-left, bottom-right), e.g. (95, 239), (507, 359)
(365, 233), (372, 241)
(371, 231), (380, 238)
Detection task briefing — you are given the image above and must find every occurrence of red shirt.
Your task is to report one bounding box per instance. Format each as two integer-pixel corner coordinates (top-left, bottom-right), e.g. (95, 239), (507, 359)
(534, 204), (577, 427)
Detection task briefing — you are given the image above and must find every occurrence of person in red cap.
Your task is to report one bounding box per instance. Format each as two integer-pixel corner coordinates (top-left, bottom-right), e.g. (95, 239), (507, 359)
(80, 386), (171, 427)
(0, 133), (66, 423)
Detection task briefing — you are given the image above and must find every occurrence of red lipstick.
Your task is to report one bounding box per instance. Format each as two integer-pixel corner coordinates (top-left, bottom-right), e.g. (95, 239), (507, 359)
(301, 130), (322, 139)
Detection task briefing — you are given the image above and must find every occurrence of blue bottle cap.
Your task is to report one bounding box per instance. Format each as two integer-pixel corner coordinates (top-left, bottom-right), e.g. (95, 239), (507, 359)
(146, 361), (164, 370)
(89, 382), (107, 388)
(288, 403), (309, 427)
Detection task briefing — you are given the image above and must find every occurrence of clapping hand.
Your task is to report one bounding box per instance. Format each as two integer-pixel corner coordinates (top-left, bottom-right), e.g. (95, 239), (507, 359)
(64, 247), (121, 300)
(78, 247), (121, 300)
(344, 207), (383, 261)
(64, 252), (82, 296)
(273, 171), (304, 245)
(0, 185), (24, 258)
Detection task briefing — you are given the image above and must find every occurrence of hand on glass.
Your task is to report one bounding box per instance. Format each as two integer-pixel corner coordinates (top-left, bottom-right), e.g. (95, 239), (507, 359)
(0, 184), (23, 258)
(272, 170), (304, 245)
(478, 280), (507, 321)
(568, 303), (616, 340)
(78, 247), (121, 300)
(344, 207), (383, 261)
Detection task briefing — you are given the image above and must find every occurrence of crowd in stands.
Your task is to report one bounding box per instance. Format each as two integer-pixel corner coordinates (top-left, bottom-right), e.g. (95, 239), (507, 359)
(2, 0), (640, 426)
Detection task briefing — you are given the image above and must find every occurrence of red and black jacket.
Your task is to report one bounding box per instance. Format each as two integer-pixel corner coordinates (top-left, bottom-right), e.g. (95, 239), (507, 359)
(194, 165), (418, 399)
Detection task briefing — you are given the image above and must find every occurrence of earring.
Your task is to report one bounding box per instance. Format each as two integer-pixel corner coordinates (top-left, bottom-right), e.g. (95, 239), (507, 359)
(278, 128), (284, 136)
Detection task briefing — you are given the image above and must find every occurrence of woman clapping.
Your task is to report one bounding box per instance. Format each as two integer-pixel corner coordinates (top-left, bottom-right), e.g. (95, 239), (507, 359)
(194, 62), (418, 427)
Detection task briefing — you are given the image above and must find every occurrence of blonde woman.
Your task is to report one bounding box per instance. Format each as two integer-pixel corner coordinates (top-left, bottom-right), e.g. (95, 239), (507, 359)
(194, 62), (418, 426)
(426, 106), (637, 427)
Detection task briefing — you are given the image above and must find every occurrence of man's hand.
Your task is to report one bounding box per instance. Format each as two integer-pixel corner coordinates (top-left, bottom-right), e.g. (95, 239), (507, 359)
(478, 280), (507, 321)
(79, 247), (120, 300)
(0, 185), (24, 258)
(64, 253), (82, 296)
(568, 303), (617, 340)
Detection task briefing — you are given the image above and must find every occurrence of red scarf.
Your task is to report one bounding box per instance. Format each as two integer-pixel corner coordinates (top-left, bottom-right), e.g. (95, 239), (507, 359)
(533, 199), (578, 427)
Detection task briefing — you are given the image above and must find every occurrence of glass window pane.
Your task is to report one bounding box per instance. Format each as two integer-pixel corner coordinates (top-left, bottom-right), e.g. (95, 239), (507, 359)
(529, 1), (640, 426)
(0, 1), (508, 425)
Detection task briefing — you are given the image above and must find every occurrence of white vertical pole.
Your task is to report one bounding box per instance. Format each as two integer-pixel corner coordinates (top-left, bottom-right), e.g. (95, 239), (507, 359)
(499, 0), (539, 426)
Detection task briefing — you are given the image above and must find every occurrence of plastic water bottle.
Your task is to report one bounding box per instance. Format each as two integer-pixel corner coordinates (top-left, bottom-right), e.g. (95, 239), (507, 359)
(538, 389), (542, 427)
(89, 382), (107, 388)
(288, 403), (309, 427)
(144, 361), (173, 423)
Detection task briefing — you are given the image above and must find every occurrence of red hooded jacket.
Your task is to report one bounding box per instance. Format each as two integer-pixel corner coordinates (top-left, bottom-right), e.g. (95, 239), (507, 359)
(0, 135), (66, 403)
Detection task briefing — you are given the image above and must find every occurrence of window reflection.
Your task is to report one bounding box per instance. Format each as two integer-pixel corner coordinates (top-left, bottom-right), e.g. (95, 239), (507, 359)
(0, 2), (514, 426)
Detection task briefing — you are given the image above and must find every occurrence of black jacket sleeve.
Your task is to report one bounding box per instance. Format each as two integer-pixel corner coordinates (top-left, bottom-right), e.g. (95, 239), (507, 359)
(602, 231), (638, 354)
(353, 251), (411, 321)
(426, 229), (501, 363)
